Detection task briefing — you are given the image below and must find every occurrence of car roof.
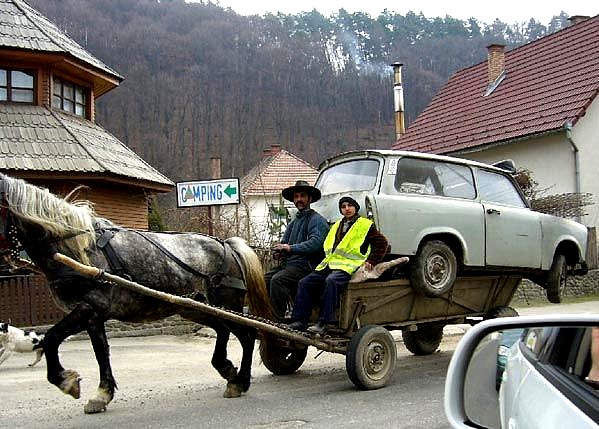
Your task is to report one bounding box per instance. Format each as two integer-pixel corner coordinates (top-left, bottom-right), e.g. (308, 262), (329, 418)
(317, 149), (513, 174)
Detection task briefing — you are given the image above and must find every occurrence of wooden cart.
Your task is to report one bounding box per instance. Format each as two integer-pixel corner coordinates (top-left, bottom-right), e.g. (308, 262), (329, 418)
(259, 274), (522, 390)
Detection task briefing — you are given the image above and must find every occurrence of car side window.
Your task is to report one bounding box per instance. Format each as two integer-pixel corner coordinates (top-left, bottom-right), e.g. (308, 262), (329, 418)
(395, 157), (475, 199)
(434, 163), (476, 199)
(477, 170), (526, 207)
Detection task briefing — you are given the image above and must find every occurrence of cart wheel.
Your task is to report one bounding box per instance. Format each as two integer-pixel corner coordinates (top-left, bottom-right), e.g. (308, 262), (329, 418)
(410, 240), (457, 297)
(259, 337), (308, 375)
(546, 254), (567, 304)
(484, 306), (519, 319)
(402, 323), (444, 355)
(346, 325), (397, 390)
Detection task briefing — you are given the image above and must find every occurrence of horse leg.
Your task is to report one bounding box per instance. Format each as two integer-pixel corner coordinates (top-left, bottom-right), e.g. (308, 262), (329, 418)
(83, 319), (116, 414)
(210, 323), (241, 397)
(43, 302), (96, 399)
(227, 324), (257, 396)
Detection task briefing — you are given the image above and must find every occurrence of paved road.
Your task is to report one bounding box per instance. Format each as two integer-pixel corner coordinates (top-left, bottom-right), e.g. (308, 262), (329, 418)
(0, 300), (596, 428)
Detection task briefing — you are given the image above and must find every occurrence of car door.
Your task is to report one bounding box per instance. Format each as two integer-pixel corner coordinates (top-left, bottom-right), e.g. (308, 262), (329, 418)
(477, 169), (542, 269)
(375, 157), (485, 266)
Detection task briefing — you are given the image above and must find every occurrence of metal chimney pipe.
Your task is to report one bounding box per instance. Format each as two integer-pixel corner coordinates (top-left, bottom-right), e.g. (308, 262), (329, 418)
(391, 62), (405, 140)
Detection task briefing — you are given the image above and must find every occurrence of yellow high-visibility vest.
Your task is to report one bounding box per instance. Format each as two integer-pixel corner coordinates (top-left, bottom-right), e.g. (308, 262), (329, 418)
(316, 217), (372, 274)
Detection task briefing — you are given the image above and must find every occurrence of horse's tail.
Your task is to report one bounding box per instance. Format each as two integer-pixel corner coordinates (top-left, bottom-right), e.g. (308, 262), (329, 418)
(226, 237), (274, 321)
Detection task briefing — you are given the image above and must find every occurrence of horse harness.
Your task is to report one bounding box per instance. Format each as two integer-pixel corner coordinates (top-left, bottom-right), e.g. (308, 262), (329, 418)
(94, 223), (246, 296)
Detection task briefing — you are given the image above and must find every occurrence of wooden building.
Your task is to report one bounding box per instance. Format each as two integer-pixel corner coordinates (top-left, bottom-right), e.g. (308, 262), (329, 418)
(0, 0), (174, 325)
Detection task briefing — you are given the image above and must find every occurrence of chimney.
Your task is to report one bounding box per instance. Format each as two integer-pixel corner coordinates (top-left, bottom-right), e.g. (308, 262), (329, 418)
(262, 144), (281, 157)
(391, 62), (405, 140)
(487, 44), (505, 84)
(568, 15), (590, 26)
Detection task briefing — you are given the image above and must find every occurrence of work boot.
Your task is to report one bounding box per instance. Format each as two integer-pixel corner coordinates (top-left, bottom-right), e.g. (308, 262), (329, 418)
(287, 321), (307, 331)
(307, 321), (327, 336)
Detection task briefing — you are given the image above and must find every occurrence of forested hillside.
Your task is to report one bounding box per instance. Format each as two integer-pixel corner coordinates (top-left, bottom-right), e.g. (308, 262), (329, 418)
(29, 0), (570, 181)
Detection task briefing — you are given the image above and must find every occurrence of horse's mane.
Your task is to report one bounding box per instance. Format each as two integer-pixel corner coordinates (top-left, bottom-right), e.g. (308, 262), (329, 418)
(0, 174), (96, 264)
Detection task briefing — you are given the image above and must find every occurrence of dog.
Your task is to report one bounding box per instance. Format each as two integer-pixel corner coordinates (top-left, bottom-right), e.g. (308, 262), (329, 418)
(0, 322), (44, 368)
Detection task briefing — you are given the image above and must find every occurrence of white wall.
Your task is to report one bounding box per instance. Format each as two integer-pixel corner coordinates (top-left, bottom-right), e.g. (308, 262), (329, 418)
(457, 99), (599, 230)
(571, 98), (599, 227)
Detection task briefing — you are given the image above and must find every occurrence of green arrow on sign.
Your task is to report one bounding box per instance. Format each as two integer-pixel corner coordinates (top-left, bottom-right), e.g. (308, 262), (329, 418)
(224, 184), (237, 198)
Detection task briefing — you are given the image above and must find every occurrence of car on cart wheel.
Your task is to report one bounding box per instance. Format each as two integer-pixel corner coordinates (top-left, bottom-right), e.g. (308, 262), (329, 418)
(410, 240), (457, 297)
(546, 254), (568, 303)
(312, 150), (589, 302)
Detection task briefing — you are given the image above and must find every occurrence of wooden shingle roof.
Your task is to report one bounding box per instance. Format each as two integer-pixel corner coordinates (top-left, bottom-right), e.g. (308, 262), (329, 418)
(392, 15), (599, 154)
(0, 104), (173, 190)
(0, 0), (122, 82)
(242, 146), (318, 196)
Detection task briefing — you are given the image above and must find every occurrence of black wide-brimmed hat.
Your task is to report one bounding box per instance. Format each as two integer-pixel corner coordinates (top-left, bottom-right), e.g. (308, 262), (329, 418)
(281, 180), (321, 203)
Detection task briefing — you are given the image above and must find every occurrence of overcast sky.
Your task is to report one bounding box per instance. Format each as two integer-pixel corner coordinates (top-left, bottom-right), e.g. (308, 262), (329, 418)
(208, 0), (596, 25)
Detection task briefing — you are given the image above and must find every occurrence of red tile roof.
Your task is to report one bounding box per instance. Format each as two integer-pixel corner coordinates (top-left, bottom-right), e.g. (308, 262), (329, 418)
(242, 147), (318, 196)
(392, 15), (599, 154)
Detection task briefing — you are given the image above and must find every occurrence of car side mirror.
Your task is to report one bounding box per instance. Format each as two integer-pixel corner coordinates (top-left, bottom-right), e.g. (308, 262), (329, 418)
(444, 315), (599, 428)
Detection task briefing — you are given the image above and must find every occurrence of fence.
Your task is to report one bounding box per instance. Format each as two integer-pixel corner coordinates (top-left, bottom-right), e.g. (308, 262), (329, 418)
(0, 274), (64, 326)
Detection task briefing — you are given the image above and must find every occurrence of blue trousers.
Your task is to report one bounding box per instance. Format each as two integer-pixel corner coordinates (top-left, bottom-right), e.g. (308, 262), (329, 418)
(292, 269), (351, 324)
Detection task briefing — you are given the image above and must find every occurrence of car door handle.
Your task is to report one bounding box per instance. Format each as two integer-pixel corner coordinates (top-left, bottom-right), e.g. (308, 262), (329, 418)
(486, 208), (501, 215)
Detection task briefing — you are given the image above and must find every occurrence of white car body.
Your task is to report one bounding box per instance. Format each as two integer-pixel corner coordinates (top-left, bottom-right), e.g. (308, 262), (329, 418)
(312, 150), (589, 277)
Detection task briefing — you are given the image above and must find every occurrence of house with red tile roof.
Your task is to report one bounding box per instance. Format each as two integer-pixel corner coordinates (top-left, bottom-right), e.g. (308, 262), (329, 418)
(392, 15), (599, 229)
(222, 145), (319, 247)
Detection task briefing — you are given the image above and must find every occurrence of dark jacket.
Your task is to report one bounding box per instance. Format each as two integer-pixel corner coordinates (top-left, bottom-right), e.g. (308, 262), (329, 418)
(282, 208), (329, 269)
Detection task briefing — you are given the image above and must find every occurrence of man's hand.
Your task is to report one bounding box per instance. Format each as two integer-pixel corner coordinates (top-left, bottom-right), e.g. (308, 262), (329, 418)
(273, 243), (291, 253)
(363, 261), (373, 271)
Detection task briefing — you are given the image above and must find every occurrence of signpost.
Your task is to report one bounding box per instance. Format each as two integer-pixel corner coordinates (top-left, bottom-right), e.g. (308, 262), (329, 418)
(176, 178), (240, 207)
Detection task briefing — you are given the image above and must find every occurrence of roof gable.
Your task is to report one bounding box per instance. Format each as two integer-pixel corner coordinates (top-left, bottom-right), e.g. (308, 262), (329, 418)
(0, 104), (173, 189)
(393, 15), (599, 154)
(242, 147), (318, 196)
(0, 0), (122, 81)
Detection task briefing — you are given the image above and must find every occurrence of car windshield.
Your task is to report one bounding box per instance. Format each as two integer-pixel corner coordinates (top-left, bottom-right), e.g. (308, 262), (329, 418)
(315, 159), (379, 194)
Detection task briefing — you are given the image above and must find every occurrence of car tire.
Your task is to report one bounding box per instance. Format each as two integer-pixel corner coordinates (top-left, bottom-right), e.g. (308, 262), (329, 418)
(259, 337), (308, 375)
(484, 306), (519, 319)
(402, 323), (444, 355)
(410, 240), (457, 297)
(346, 325), (397, 390)
(546, 254), (567, 304)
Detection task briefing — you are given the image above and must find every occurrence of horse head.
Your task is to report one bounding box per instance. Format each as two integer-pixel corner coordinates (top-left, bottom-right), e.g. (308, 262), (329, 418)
(0, 173), (96, 265)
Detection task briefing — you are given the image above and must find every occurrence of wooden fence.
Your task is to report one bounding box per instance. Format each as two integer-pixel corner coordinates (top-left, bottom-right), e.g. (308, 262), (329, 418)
(0, 274), (64, 327)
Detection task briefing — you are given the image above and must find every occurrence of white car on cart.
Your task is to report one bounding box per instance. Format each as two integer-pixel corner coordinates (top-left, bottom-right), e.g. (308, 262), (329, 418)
(312, 150), (589, 302)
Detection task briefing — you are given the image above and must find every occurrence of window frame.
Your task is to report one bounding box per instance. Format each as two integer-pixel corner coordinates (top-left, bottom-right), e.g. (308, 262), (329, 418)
(394, 157), (476, 199)
(52, 76), (88, 118)
(476, 168), (528, 208)
(0, 68), (36, 104)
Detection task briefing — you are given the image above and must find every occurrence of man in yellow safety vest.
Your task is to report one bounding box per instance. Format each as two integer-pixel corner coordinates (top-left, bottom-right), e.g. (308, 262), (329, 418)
(288, 196), (388, 335)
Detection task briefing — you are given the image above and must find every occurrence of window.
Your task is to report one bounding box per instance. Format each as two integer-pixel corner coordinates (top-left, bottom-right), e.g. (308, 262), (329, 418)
(0, 69), (34, 103)
(52, 77), (86, 117)
(477, 170), (526, 207)
(315, 159), (379, 194)
(395, 157), (475, 199)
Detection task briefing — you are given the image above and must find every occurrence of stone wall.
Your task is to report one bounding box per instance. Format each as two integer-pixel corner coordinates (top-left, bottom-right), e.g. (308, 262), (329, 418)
(512, 269), (599, 303)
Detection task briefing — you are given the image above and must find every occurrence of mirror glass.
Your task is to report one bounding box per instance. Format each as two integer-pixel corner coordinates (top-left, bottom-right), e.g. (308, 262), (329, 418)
(463, 325), (599, 429)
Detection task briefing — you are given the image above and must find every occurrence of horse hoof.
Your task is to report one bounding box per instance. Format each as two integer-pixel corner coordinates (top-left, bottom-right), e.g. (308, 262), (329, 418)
(223, 383), (243, 398)
(84, 399), (108, 414)
(60, 370), (81, 399)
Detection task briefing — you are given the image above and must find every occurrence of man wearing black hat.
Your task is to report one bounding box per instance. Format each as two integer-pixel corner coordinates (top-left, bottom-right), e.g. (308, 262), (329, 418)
(288, 195), (388, 335)
(265, 180), (329, 320)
